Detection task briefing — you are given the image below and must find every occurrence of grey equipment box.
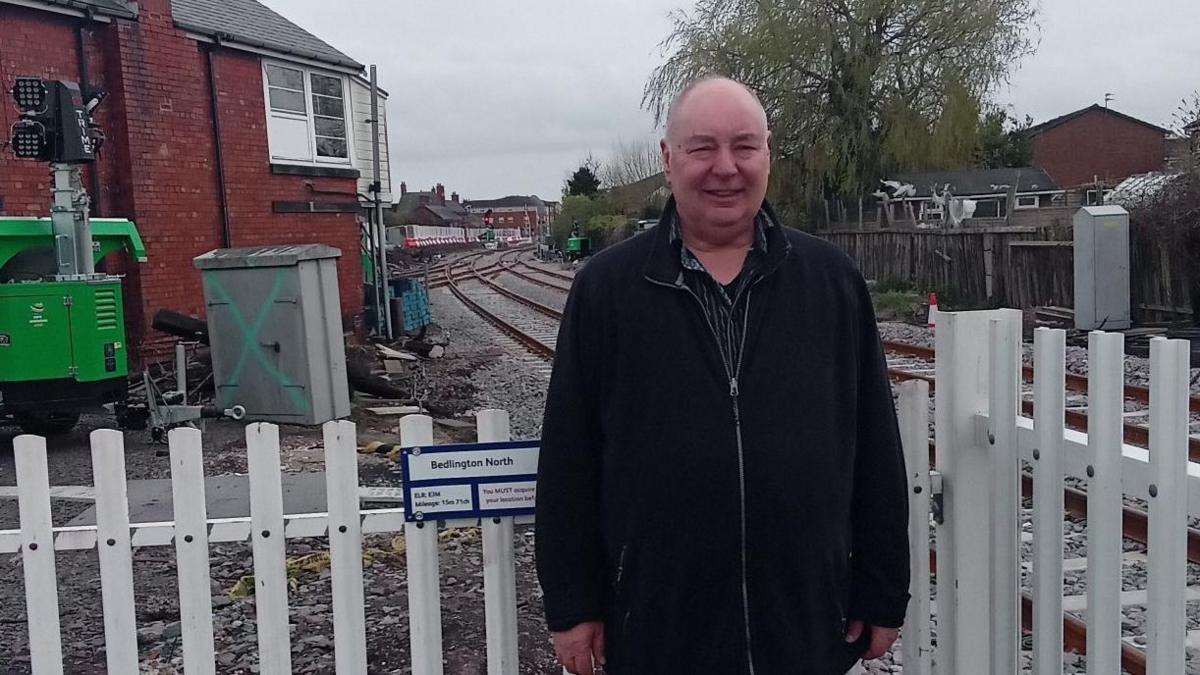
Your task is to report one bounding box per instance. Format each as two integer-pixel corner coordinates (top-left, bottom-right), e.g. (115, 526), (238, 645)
(194, 244), (350, 425)
(1073, 206), (1132, 331)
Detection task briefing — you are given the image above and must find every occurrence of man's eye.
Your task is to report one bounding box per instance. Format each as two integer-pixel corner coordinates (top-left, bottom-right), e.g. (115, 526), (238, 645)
(688, 146), (714, 154)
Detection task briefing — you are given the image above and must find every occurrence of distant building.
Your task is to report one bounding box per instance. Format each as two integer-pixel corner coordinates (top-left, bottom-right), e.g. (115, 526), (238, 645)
(1028, 105), (1170, 187)
(463, 196), (558, 238)
(386, 183), (477, 228)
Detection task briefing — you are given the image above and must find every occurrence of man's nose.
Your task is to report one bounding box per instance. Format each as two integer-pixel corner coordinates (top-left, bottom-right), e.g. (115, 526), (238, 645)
(712, 146), (738, 176)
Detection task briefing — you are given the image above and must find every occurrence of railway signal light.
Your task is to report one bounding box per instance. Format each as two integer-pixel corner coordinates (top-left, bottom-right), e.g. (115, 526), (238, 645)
(11, 77), (48, 112)
(11, 120), (49, 159)
(8, 78), (104, 163)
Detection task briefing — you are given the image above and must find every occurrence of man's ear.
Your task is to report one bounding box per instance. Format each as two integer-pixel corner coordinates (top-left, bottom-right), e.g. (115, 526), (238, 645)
(660, 138), (672, 186)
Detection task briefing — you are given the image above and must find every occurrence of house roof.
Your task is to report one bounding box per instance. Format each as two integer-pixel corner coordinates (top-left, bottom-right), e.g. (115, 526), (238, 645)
(171, 0), (362, 70)
(464, 196), (545, 210)
(890, 167), (1059, 199)
(394, 193), (468, 214)
(1028, 104), (1171, 136)
(422, 205), (473, 223)
(10, 0), (138, 19)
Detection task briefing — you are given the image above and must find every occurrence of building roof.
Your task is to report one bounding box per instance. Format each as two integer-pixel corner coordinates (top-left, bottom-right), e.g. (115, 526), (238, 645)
(171, 0), (362, 70)
(1028, 104), (1171, 137)
(464, 195), (545, 210)
(422, 205), (472, 223)
(890, 167), (1059, 199)
(12, 0), (138, 19)
(1106, 172), (1185, 209)
(393, 193), (468, 215)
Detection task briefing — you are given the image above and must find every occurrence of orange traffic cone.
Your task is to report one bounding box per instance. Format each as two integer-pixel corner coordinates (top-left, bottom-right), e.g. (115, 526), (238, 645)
(927, 292), (938, 331)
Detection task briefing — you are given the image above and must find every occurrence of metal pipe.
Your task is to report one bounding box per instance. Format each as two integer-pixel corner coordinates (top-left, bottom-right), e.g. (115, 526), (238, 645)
(370, 65), (392, 339)
(76, 19), (102, 217)
(175, 342), (187, 405)
(205, 38), (233, 248)
(51, 164), (81, 276)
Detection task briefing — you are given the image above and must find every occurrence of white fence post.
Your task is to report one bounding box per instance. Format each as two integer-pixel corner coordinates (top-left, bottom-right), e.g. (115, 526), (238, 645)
(1085, 331), (1125, 674)
(986, 315), (1021, 675)
(90, 429), (139, 674)
(478, 409), (519, 675)
(933, 308), (1021, 675)
(402, 414), (445, 675)
(1031, 328), (1065, 675)
(246, 423), (293, 674)
(899, 380), (932, 675)
(169, 427), (217, 674)
(1147, 337), (1190, 674)
(324, 420), (368, 673)
(14, 434), (64, 675)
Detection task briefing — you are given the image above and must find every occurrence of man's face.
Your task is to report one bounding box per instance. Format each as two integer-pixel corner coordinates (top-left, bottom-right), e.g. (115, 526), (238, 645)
(661, 82), (771, 233)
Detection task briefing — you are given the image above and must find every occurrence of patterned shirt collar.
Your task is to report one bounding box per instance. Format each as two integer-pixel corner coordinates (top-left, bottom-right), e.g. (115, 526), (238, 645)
(668, 209), (773, 272)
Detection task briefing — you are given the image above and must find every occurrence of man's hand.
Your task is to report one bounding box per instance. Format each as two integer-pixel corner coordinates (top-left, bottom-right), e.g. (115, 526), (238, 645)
(552, 621), (605, 674)
(845, 619), (899, 660)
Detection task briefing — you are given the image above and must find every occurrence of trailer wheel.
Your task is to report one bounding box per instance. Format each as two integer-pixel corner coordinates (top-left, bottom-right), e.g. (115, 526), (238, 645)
(16, 411), (81, 437)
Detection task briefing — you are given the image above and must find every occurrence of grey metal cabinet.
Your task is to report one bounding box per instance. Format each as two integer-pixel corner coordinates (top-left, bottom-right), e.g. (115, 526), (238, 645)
(1073, 206), (1131, 331)
(194, 244), (350, 425)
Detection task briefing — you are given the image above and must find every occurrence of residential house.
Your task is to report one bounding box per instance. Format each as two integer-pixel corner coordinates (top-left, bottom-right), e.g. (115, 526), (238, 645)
(0, 0), (390, 359)
(463, 196), (557, 238)
(1028, 105), (1170, 189)
(386, 183), (476, 228)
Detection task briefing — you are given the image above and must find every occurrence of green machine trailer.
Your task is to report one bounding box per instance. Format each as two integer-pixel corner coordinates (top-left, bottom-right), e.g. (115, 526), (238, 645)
(1, 77), (146, 435)
(0, 219), (146, 434)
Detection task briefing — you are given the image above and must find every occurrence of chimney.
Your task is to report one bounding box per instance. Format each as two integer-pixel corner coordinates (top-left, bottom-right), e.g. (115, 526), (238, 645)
(400, 181), (407, 196)
(451, 192), (459, 204)
(436, 183), (446, 206)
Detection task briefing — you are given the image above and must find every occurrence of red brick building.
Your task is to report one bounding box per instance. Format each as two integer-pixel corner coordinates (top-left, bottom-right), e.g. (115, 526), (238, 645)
(0, 0), (392, 360)
(1029, 104), (1170, 188)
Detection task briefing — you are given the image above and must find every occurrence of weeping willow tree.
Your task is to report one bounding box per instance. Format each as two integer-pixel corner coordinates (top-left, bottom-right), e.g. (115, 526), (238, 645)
(644, 0), (1038, 222)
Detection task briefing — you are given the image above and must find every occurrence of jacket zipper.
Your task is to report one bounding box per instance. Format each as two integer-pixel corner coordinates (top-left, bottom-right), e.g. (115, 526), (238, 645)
(646, 275), (758, 675)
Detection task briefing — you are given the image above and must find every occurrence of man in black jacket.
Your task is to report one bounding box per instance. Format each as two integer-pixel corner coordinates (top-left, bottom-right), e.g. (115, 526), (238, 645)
(535, 77), (910, 674)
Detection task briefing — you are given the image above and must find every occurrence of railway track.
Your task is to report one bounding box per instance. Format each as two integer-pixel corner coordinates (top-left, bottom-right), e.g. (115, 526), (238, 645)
(442, 249), (558, 366)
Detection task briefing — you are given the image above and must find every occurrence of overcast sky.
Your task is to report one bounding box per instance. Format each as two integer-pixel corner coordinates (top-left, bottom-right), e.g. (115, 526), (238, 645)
(264, 0), (1200, 202)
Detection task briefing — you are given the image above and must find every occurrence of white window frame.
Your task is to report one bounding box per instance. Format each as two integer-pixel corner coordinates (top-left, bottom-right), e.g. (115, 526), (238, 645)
(262, 60), (355, 167)
(1015, 195), (1040, 210)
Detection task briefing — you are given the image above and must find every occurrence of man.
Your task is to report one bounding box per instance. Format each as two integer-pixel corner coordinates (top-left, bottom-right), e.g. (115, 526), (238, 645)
(535, 77), (909, 674)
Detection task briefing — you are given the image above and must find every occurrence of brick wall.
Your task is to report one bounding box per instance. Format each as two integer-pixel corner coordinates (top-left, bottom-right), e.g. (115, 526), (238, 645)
(1, 2), (364, 363)
(1032, 109), (1167, 187)
(210, 50), (362, 335)
(0, 7), (121, 216)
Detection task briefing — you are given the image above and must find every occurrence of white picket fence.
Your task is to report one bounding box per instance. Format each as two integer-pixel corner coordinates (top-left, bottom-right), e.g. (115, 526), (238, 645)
(900, 309), (1197, 675)
(4, 309), (1198, 674)
(0, 410), (526, 675)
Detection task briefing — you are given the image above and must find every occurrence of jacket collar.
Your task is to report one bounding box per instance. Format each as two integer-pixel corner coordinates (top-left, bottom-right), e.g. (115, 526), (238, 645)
(643, 195), (793, 286)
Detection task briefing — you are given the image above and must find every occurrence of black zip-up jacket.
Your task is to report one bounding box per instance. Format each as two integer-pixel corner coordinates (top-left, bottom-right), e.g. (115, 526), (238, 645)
(535, 201), (910, 674)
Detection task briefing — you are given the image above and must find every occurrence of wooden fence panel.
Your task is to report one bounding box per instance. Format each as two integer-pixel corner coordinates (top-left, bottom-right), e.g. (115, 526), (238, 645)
(823, 223), (1192, 318)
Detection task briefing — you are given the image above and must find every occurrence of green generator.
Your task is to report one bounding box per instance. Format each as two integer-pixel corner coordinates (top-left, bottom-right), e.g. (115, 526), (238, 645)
(1, 77), (145, 435)
(566, 235), (591, 261)
(0, 219), (146, 434)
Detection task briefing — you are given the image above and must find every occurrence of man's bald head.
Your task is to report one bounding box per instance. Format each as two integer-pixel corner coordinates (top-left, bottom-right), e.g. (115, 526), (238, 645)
(659, 75), (772, 240)
(664, 76), (769, 142)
